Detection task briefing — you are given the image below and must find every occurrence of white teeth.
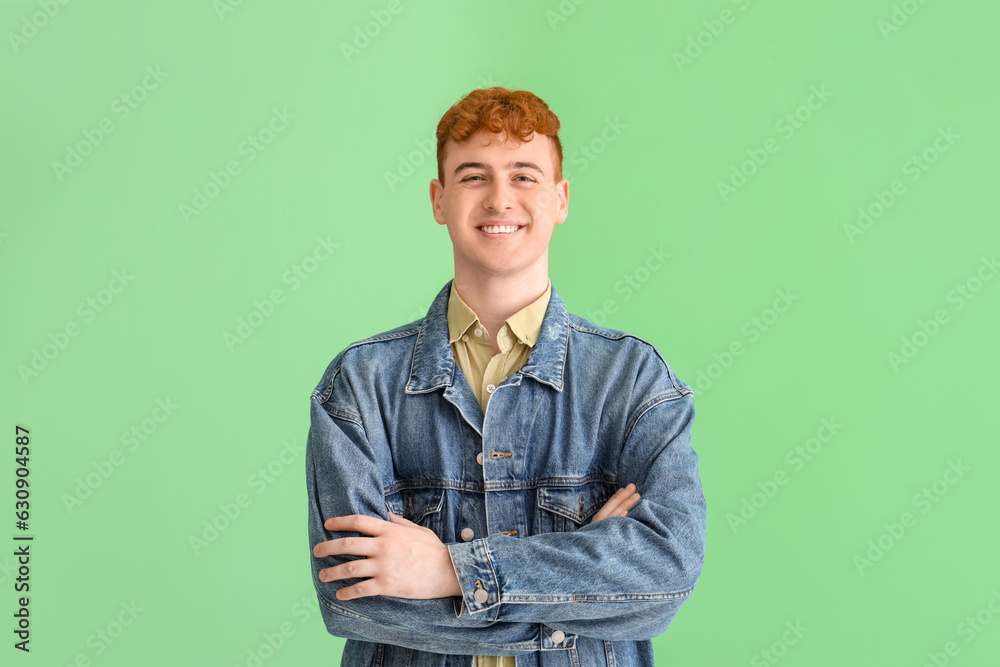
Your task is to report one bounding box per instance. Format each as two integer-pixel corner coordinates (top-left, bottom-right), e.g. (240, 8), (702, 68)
(480, 225), (519, 234)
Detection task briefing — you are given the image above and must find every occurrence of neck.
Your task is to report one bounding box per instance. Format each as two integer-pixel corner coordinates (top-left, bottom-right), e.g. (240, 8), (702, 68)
(451, 266), (549, 336)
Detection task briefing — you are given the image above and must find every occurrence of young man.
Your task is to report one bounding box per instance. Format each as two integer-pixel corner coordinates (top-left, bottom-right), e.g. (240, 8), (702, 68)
(306, 87), (707, 666)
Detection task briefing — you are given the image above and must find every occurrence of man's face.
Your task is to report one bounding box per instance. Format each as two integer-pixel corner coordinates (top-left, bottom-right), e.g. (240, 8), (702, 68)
(430, 130), (569, 280)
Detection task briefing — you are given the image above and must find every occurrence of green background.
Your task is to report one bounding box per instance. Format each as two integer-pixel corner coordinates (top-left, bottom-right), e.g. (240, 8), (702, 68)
(3, 0), (999, 665)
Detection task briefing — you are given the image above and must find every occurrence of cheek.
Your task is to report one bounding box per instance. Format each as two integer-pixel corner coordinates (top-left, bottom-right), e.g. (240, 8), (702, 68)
(447, 195), (476, 216)
(530, 191), (558, 212)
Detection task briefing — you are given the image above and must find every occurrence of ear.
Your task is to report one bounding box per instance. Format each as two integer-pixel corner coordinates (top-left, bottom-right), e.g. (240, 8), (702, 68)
(554, 177), (569, 225)
(430, 179), (446, 226)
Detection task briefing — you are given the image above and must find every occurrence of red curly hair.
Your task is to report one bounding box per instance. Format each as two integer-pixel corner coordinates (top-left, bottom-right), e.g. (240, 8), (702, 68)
(436, 87), (563, 185)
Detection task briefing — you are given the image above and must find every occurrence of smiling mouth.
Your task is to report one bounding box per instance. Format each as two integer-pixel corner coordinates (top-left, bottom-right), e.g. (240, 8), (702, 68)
(477, 224), (525, 235)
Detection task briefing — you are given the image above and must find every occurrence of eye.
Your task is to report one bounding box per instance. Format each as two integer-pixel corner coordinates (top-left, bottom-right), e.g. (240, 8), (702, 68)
(461, 175), (484, 182)
(515, 175), (536, 183)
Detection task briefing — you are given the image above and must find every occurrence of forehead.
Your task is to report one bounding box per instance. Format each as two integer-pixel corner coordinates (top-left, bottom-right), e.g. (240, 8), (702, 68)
(444, 130), (554, 166)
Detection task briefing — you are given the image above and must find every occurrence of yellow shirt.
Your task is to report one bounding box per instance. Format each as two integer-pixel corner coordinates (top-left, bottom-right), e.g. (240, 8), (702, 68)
(447, 280), (551, 414)
(446, 279), (551, 667)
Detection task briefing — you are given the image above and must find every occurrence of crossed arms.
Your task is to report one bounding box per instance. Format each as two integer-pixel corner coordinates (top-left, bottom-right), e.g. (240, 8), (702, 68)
(305, 377), (706, 654)
(313, 483), (642, 600)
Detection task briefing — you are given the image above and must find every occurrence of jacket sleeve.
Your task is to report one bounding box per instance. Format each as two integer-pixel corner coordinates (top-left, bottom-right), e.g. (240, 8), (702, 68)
(446, 387), (707, 642)
(306, 357), (553, 655)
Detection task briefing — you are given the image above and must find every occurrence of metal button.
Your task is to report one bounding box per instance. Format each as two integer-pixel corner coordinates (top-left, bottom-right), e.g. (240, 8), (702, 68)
(476, 452), (484, 465)
(551, 630), (565, 644)
(461, 528), (475, 541)
(486, 384), (496, 393)
(474, 328), (483, 337)
(474, 589), (489, 604)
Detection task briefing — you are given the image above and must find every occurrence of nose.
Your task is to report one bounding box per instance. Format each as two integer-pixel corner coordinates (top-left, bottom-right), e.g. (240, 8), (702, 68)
(483, 178), (515, 212)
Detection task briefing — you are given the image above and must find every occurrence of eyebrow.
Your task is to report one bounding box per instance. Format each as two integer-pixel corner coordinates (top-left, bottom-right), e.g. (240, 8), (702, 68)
(453, 161), (545, 177)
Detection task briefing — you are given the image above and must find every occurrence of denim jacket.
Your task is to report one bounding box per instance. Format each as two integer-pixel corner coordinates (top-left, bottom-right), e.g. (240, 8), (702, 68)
(306, 279), (707, 666)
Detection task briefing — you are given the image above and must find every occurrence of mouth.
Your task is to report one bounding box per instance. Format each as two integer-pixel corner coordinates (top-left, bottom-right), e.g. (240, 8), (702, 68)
(477, 223), (525, 237)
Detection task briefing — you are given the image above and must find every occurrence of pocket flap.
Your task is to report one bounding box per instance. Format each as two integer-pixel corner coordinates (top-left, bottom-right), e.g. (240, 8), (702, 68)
(384, 487), (445, 524)
(537, 482), (613, 524)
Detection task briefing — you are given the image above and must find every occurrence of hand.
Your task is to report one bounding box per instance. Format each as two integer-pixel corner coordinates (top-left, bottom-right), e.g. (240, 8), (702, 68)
(591, 483), (641, 523)
(313, 513), (462, 601)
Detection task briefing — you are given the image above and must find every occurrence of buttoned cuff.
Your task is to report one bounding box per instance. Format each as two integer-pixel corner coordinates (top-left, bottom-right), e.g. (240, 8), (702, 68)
(447, 538), (501, 621)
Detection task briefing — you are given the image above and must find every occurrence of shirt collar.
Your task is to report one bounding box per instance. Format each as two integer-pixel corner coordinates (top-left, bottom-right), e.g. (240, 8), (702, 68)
(446, 280), (551, 348)
(407, 278), (568, 395)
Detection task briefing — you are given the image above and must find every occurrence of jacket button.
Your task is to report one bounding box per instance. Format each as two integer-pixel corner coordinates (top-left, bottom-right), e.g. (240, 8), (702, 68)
(551, 630), (565, 644)
(476, 452), (484, 465)
(474, 589), (489, 604)
(461, 528), (475, 541)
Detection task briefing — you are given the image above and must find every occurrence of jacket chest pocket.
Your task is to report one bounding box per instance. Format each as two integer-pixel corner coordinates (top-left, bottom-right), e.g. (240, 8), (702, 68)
(384, 487), (445, 533)
(536, 481), (615, 533)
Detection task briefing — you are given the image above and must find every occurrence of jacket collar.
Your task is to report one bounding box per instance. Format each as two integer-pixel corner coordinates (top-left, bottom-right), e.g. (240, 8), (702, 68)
(406, 278), (568, 395)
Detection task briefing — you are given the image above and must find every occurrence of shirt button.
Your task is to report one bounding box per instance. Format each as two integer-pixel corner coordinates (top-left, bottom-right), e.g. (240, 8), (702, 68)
(486, 384), (496, 393)
(476, 452), (484, 465)
(462, 334), (469, 342)
(461, 528), (475, 541)
(474, 328), (483, 337)
(551, 630), (565, 644)
(474, 589), (489, 604)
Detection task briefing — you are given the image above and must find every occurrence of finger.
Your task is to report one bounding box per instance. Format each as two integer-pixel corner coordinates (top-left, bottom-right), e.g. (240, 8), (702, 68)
(591, 496), (618, 522)
(592, 485), (636, 523)
(313, 535), (379, 559)
(388, 512), (418, 528)
(318, 557), (377, 583)
(336, 578), (380, 601)
(613, 492), (641, 516)
(611, 484), (642, 516)
(592, 487), (628, 522)
(323, 514), (391, 536)
(595, 485), (641, 521)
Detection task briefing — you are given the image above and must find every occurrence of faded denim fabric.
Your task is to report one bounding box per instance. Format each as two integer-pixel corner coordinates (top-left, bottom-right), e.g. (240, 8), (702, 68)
(306, 279), (707, 666)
